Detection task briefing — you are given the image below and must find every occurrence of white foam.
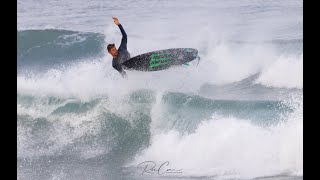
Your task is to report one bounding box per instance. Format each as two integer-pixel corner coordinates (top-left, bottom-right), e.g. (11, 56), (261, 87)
(256, 54), (303, 88)
(130, 97), (303, 179)
(18, 0), (303, 95)
(17, 39), (300, 100)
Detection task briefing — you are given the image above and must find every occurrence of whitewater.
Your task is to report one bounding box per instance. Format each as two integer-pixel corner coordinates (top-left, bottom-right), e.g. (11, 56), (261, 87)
(17, 0), (303, 179)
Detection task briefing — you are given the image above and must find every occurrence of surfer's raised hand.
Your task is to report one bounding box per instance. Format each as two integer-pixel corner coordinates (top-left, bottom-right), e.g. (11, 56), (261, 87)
(112, 17), (120, 25)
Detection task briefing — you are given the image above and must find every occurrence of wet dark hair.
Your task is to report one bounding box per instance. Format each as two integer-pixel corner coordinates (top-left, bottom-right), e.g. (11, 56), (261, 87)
(107, 44), (116, 51)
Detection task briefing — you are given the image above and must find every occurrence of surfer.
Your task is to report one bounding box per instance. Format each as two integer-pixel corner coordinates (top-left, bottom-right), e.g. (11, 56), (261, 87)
(107, 17), (130, 77)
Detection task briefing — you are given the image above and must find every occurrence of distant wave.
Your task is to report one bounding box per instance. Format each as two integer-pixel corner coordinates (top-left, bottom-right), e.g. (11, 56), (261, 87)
(17, 29), (105, 70)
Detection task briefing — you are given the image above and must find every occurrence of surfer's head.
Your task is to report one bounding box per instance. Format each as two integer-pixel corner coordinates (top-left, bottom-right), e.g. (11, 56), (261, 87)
(107, 44), (118, 57)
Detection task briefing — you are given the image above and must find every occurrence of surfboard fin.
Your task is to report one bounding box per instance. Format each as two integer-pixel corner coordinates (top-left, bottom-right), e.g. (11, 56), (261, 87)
(197, 56), (201, 66)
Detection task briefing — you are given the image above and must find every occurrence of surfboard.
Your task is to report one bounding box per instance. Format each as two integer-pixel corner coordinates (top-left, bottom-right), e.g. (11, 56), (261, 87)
(122, 48), (199, 71)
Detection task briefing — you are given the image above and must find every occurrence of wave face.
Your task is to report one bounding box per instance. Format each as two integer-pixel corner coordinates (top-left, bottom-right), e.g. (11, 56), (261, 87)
(17, 90), (302, 180)
(17, 29), (105, 73)
(18, 0), (302, 179)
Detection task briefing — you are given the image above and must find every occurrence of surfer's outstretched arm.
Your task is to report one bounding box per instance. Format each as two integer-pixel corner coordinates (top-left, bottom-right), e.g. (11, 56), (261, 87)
(118, 24), (127, 49)
(112, 17), (127, 50)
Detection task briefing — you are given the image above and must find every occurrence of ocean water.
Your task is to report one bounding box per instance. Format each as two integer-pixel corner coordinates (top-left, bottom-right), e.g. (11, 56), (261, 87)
(17, 0), (303, 179)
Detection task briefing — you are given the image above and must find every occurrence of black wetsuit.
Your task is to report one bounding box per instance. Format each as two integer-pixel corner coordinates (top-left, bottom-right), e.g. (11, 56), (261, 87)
(112, 24), (130, 77)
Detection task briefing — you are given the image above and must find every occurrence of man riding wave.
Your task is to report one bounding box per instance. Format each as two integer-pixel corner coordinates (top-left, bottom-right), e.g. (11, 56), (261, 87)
(107, 17), (130, 77)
